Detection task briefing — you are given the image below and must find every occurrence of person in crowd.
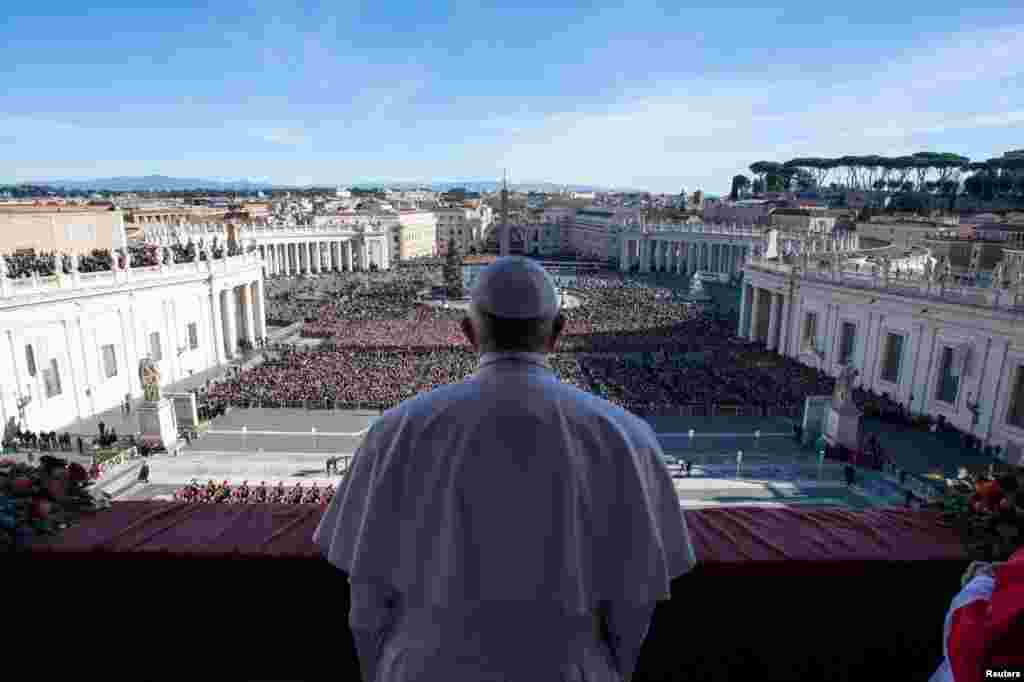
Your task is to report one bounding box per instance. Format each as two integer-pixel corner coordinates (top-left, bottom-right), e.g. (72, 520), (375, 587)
(929, 550), (1024, 681)
(314, 256), (694, 682)
(138, 462), (150, 484)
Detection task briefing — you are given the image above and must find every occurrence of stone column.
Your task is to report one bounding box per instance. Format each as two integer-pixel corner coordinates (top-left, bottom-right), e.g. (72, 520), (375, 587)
(640, 240), (650, 273)
(209, 288), (225, 366)
(344, 241), (353, 271)
(311, 241), (320, 274)
(220, 288), (237, 359)
(253, 279), (267, 340)
(748, 287), (761, 343)
(240, 283), (257, 346)
(777, 293), (791, 356)
(738, 283), (750, 338)
(766, 291), (781, 351)
(60, 319), (85, 421)
(620, 238), (630, 272)
(304, 242), (313, 274)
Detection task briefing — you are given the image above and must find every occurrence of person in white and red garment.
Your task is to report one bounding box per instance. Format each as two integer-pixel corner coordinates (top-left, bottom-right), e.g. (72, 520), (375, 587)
(314, 256), (695, 682)
(930, 547), (1024, 682)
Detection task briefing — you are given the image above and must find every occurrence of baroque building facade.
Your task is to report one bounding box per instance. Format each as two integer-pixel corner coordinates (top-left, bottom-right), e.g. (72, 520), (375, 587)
(0, 251), (265, 433)
(740, 258), (1024, 462)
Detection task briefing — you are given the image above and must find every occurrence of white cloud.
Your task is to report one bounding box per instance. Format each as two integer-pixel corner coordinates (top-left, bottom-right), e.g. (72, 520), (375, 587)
(250, 127), (310, 146)
(466, 25), (1024, 192)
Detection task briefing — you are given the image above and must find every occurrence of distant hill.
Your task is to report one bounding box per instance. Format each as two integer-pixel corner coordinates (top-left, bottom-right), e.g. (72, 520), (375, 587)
(24, 175), (649, 194)
(352, 180), (644, 193)
(35, 175), (282, 191)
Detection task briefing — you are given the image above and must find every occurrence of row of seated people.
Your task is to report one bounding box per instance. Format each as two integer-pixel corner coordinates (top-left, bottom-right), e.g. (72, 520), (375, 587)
(171, 479), (336, 505)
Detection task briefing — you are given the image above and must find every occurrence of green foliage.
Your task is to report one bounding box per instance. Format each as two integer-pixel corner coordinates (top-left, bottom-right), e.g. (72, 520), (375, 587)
(933, 466), (1024, 562)
(742, 152), (1024, 199)
(729, 175), (749, 200)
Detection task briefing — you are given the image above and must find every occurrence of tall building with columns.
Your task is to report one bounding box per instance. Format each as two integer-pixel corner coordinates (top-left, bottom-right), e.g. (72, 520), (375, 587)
(144, 221), (392, 275)
(619, 223), (766, 276)
(0, 251), (265, 433)
(740, 257), (1024, 462)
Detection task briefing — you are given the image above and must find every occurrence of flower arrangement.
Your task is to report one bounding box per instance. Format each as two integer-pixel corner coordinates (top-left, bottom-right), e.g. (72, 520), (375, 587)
(0, 456), (112, 552)
(933, 463), (1024, 562)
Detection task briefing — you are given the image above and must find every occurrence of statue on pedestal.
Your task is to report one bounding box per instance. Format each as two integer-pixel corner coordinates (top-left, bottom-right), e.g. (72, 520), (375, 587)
(992, 261), (1005, 290)
(139, 357), (161, 402)
(833, 365), (858, 407)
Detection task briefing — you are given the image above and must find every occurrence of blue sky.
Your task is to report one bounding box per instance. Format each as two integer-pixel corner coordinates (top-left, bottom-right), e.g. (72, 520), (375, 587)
(2, 1), (1023, 193)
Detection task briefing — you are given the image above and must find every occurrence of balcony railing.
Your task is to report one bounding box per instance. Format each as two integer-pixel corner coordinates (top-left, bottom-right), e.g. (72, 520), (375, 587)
(748, 259), (1024, 314)
(0, 252), (263, 301)
(16, 502), (967, 681)
(625, 223), (763, 238)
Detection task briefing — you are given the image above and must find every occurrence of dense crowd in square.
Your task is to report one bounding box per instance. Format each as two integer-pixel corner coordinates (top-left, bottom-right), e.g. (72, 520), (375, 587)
(206, 265), (846, 415)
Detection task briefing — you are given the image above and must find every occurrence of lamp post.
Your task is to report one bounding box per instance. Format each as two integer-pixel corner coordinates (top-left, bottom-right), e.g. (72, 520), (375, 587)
(16, 392), (32, 427)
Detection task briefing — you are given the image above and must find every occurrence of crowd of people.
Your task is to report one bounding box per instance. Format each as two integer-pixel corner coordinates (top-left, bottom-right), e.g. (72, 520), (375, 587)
(1, 241), (251, 279)
(2, 428), (75, 453)
(171, 479), (335, 505)
(3, 250), (114, 277)
(199, 267), (849, 415)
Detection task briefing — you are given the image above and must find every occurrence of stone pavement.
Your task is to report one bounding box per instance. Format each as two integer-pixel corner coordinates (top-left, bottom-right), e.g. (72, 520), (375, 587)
(113, 449), (349, 501)
(186, 408), (378, 454)
(58, 363), (231, 437)
(860, 417), (994, 478)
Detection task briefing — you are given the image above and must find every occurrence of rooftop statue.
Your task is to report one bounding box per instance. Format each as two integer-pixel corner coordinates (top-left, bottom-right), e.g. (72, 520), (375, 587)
(991, 261), (1005, 290)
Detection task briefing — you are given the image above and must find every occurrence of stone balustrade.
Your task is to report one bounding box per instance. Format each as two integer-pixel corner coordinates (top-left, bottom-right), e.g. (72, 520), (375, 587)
(0, 252), (263, 301)
(746, 259), (1024, 313)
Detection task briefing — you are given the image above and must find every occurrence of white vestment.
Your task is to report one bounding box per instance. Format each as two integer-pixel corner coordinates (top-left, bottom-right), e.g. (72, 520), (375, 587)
(315, 352), (696, 681)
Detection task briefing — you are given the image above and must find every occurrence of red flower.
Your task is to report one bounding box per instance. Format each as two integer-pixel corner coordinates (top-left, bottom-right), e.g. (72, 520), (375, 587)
(33, 498), (52, 518)
(11, 477), (33, 495)
(67, 462), (88, 484)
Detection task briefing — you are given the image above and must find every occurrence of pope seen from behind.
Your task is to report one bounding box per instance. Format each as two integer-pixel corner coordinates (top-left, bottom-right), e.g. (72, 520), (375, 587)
(314, 256), (696, 682)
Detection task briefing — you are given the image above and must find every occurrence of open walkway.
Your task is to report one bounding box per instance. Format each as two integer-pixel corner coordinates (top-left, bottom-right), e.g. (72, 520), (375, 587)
(860, 417), (993, 478)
